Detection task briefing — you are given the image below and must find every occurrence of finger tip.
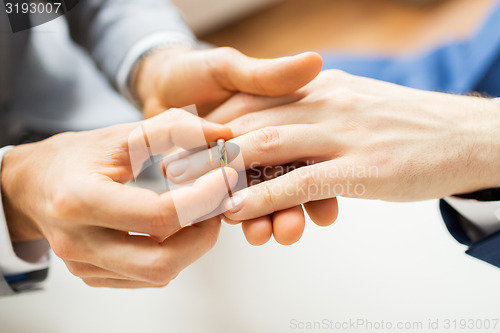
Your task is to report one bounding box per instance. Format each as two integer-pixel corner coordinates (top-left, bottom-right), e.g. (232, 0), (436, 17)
(245, 231), (272, 246)
(272, 210), (306, 246)
(242, 219), (273, 246)
(274, 53), (323, 93)
(310, 208), (339, 227)
(248, 237), (271, 247)
(300, 51), (323, 68)
(274, 233), (302, 246)
(273, 221), (304, 245)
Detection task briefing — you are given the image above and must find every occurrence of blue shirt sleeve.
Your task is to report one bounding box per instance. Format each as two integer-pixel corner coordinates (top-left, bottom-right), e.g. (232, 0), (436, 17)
(321, 2), (500, 97)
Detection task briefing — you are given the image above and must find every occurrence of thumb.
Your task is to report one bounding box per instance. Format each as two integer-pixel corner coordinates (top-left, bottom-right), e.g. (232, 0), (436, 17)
(210, 48), (323, 96)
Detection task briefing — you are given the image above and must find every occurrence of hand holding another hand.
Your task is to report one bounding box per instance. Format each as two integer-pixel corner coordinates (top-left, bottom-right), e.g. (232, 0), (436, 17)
(1, 109), (236, 288)
(134, 46), (323, 119)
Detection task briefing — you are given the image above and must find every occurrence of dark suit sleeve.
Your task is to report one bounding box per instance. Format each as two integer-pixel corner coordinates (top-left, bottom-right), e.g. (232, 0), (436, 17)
(65, 0), (194, 85)
(440, 200), (500, 268)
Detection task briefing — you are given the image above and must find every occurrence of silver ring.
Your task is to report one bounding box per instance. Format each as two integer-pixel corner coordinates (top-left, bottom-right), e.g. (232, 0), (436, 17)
(217, 139), (228, 167)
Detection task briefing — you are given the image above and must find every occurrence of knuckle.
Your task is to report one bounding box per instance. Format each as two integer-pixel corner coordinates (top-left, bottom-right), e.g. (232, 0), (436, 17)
(147, 198), (178, 238)
(208, 47), (238, 72)
(234, 112), (256, 129)
(49, 188), (80, 219)
(294, 167), (317, 200)
(250, 67), (269, 95)
(82, 278), (104, 288)
(205, 47), (241, 88)
(164, 107), (189, 121)
(328, 89), (362, 111)
(253, 127), (281, 153)
(144, 251), (176, 285)
(214, 46), (239, 59)
(261, 182), (277, 212)
(328, 69), (349, 80)
(50, 233), (75, 260)
(65, 262), (82, 278)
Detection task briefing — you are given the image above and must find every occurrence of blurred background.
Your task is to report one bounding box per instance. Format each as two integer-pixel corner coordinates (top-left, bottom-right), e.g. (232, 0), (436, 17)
(2, 1), (500, 332)
(174, 0), (495, 57)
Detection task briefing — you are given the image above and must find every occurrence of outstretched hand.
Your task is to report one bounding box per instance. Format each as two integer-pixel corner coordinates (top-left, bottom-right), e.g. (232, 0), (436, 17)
(171, 70), (500, 246)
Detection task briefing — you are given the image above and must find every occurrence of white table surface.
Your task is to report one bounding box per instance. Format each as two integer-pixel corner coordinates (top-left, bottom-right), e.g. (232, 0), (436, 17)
(1, 198), (500, 333)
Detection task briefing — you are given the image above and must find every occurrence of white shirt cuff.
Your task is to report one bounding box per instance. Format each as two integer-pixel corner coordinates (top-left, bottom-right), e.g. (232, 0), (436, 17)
(116, 32), (197, 108)
(0, 146), (50, 276)
(444, 197), (500, 235)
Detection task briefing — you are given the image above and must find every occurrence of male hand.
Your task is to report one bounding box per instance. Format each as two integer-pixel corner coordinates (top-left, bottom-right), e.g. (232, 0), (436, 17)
(134, 46), (323, 119)
(1, 109), (236, 288)
(170, 70), (500, 245)
(133, 47), (323, 246)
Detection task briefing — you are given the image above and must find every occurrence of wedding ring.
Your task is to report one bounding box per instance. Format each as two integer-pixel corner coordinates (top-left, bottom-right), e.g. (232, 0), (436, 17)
(217, 139), (228, 167)
(217, 138), (233, 197)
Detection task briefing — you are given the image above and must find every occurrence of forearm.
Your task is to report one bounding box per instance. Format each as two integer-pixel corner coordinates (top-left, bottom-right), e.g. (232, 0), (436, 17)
(461, 97), (500, 193)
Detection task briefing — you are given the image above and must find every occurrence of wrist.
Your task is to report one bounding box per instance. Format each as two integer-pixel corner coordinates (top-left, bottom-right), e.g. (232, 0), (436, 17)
(132, 46), (194, 110)
(1, 145), (43, 242)
(463, 98), (500, 191)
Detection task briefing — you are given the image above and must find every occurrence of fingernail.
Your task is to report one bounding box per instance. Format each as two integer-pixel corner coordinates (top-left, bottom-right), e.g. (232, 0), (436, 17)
(167, 159), (189, 178)
(222, 195), (243, 215)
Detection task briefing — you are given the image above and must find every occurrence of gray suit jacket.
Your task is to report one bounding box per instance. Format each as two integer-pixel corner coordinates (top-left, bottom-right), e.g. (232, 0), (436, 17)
(0, 0), (193, 295)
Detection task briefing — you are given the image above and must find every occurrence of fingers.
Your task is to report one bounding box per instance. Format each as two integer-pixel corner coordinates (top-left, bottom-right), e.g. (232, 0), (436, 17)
(73, 167), (236, 238)
(241, 216), (273, 246)
(128, 108), (233, 179)
(225, 103), (316, 137)
(303, 198), (339, 227)
(169, 167), (238, 227)
(164, 125), (332, 185)
(231, 164), (307, 246)
(271, 206), (305, 245)
(240, 205), (305, 246)
(164, 143), (240, 184)
(223, 162), (346, 221)
(231, 125), (332, 167)
(85, 218), (221, 285)
(207, 49), (323, 98)
(205, 92), (304, 124)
